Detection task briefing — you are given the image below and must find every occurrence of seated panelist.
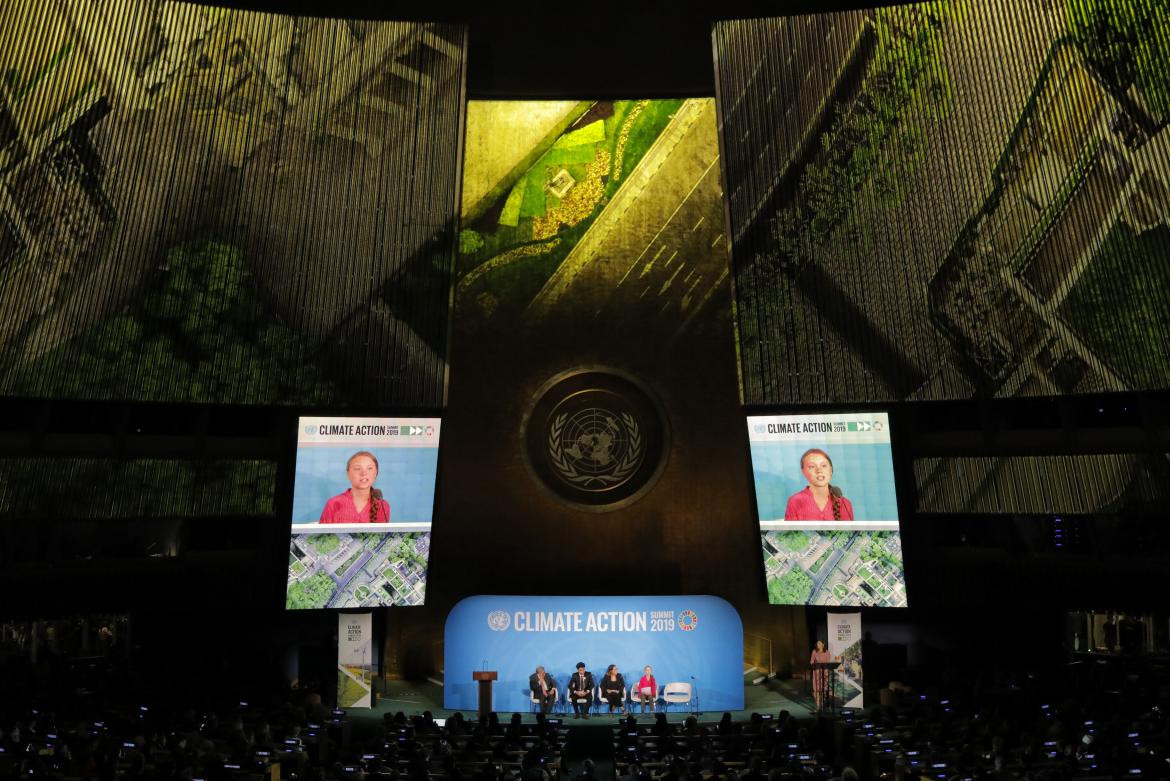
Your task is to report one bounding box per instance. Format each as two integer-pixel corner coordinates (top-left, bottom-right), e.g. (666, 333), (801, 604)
(600, 664), (626, 714)
(529, 666), (557, 714)
(568, 661), (594, 719)
(636, 665), (657, 713)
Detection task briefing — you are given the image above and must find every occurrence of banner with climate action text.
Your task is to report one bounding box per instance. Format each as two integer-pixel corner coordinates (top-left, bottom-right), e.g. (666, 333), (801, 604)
(445, 595), (743, 712)
(337, 612), (373, 708)
(827, 612), (863, 708)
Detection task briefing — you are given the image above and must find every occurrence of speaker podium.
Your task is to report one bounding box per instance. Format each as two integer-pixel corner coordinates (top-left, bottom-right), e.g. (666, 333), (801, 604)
(472, 670), (498, 717)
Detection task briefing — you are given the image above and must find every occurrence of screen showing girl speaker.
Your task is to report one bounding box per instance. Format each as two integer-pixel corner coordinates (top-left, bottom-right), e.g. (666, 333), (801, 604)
(285, 416), (440, 610)
(747, 412), (907, 608)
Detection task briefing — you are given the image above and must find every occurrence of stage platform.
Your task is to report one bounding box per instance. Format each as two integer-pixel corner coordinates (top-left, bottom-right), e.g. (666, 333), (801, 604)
(353, 677), (817, 724)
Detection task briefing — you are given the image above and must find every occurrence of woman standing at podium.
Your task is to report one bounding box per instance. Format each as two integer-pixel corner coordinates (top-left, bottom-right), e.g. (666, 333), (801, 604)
(810, 639), (832, 710)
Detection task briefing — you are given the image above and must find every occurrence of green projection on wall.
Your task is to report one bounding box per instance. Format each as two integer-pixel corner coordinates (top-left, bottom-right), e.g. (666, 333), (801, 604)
(0, 2), (465, 406)
(456, 99), (728, 334)
(5, 241), (337, 403)
(715, 0), (1170, 405)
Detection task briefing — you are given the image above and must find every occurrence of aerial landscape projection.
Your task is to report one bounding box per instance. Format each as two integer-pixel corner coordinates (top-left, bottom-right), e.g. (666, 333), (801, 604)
(762, 530), (907, 607)
(287, 532), (430, 609)
(456, 98), (729, 336)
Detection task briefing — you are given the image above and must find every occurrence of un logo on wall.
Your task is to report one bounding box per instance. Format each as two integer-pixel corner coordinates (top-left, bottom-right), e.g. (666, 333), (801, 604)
(487, 611), (510, 631)
(523, 369), (668, 510)
(549, 408), (643, 488)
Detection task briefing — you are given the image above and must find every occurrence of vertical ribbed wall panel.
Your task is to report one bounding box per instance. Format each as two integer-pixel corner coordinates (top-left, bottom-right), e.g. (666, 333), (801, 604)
(0, 2), (466, 407)
(913, 453), (1148, 514)
(714, 0), (1170, 405)
(0, 458), (276, 520)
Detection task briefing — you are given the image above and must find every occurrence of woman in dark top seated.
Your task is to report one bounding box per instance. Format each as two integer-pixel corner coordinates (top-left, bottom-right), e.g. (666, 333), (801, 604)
(600, 664), (626, 714)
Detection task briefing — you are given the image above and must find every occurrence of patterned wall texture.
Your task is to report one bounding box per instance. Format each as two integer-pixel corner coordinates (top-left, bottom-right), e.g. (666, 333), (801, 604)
(0, 457), (276, 570)
(0, 457), (275, 519)
(0, 2), (466, 406)
(913, 452), (1162, 514)
(714, 0), (1169, 404)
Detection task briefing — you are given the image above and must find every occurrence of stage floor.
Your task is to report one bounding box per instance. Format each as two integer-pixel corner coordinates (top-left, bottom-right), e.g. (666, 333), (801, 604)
(354, 677), (816, 724)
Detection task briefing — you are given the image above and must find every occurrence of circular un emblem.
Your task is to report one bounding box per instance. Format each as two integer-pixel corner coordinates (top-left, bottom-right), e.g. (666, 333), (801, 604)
(523, 369), (668, 510)
(677, 610), (698, 631)
(487, 610), (510, 631)
(550, 408), (642, 488)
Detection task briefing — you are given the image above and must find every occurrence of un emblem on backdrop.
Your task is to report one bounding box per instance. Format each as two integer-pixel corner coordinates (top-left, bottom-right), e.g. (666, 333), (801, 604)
(523, 369), (668, 510)
(487, 610), (510, 631)
(677, 609), (698, 631)
(550, 408), (643, 488)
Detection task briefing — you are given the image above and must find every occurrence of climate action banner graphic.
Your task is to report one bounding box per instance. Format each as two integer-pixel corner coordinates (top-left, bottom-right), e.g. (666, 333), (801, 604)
(444, 596), (743, 711)
(827, 612), (863, 709)
(337, 613), (373, 709)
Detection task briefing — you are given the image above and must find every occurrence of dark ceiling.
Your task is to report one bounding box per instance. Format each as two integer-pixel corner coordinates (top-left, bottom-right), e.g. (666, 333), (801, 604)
(191, 0), (902, 97)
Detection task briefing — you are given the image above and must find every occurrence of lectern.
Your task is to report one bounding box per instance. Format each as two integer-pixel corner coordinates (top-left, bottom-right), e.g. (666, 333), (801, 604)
(810, 661), (840, 715)
(472, 671), (498, 718)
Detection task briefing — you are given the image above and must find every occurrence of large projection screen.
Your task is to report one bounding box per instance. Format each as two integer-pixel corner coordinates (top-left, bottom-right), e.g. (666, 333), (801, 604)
(285, 416), (440, 609)
(747, 412), (908, 607)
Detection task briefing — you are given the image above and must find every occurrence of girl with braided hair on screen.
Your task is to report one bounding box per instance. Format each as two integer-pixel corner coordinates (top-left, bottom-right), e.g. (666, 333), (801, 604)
(783, 448), (854, 521)
(319, 451), (391, 523)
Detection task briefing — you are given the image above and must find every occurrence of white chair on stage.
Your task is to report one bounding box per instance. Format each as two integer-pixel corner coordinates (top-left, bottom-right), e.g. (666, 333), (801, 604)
(529, 685), (557, 713)
(631, 682), (658, 713)
(662, 681), (693, 712)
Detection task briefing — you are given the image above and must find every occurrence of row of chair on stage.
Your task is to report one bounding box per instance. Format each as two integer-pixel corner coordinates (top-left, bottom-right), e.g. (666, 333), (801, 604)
(528, 680), (694, 713)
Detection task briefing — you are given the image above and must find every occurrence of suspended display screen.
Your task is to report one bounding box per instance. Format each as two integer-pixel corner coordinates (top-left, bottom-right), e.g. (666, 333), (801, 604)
(747, 412), (907, 607)
(285, 416), (440, 610)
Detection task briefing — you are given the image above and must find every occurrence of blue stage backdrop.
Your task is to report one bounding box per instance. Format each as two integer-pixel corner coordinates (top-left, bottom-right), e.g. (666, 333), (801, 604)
(444, 595), (744, 712)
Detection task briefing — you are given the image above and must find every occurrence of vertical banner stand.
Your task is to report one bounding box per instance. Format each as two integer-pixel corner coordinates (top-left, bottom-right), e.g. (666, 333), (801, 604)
(826, 612), (863, 710)
(337, 613), (374, 709)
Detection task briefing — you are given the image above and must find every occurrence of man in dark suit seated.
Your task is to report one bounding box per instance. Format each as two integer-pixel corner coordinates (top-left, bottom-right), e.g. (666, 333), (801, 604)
(529, 666), (557, 714)
(568, 661), (594, 719)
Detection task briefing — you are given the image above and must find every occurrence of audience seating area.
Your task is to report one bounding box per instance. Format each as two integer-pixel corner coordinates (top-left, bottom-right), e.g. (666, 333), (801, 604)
(2, 654), (1168, 780)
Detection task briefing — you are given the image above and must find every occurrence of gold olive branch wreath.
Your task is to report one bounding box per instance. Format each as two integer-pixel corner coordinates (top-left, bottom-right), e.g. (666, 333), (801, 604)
(548, 411), (643, 488)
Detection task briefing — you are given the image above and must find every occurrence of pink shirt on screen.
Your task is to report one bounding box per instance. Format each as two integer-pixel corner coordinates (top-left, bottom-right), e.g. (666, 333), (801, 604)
(783, 487), (854, 521)
(319, 490), (391, 524)
(809, 649), (832, 694)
